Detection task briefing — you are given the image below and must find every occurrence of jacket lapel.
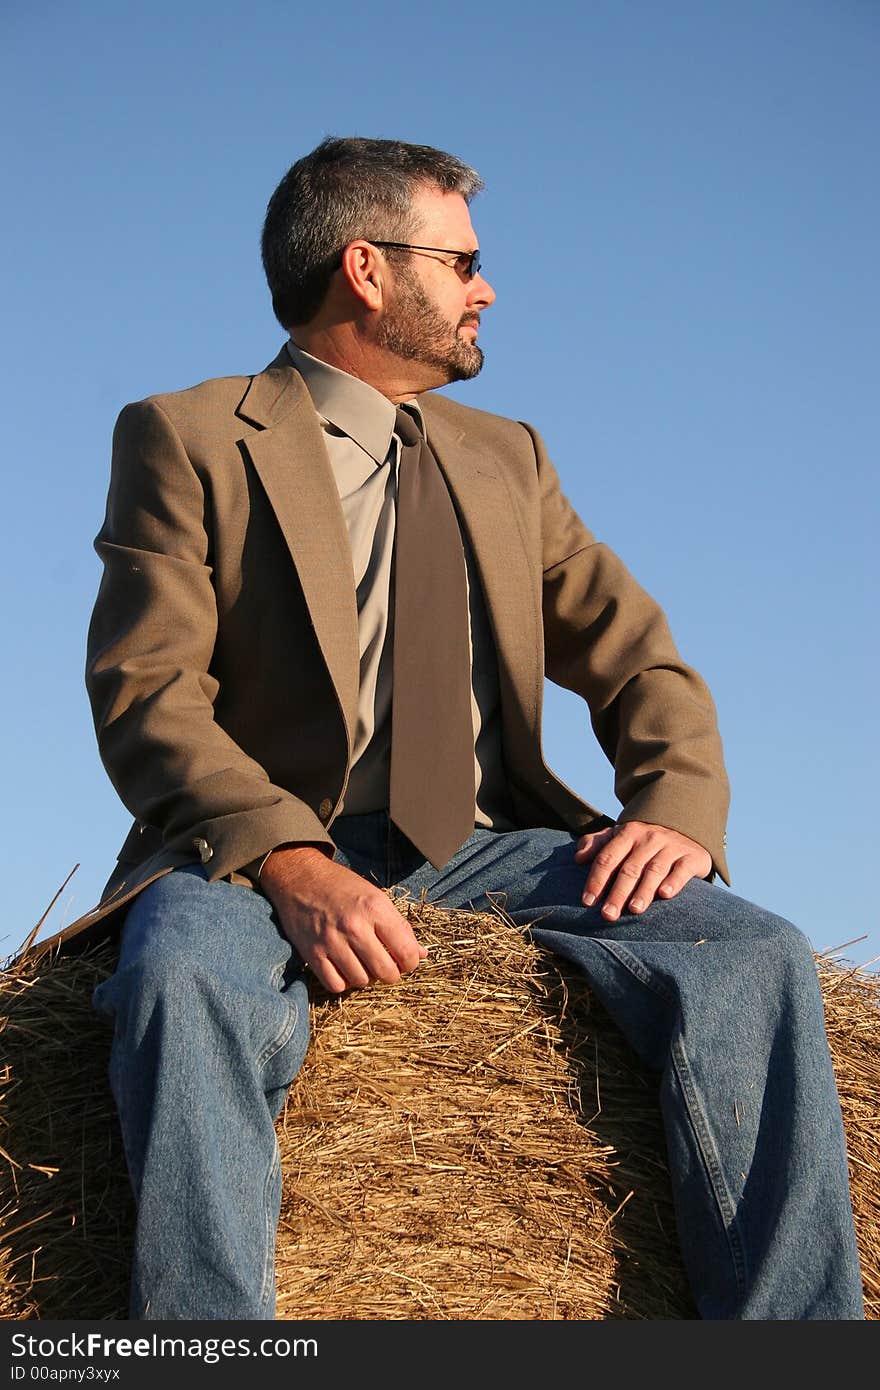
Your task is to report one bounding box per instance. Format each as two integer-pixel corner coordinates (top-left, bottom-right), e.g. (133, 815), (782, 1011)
(237, 356), (361, 761)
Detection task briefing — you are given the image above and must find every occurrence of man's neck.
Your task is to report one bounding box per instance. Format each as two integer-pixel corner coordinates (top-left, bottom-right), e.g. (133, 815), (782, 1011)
(289, 325), (430, 404)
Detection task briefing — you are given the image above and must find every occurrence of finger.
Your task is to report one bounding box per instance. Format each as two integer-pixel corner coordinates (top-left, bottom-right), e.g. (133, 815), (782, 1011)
(626, 858), (676, 914)
(656, 862), (700, 901)
(374, 919), (426, 975)
(582, 831), (635, 905)
(364, 889), (427, 951)
(307, 953), (351, 995)
(281, 912), (376, 991)
(335, 923), (403, 986)
(573, 827), (615, 861)
(279, 918), (349, 991)
(597, 850), (656, 920)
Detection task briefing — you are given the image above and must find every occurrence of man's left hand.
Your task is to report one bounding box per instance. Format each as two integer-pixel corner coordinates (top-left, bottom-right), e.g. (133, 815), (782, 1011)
(574, 822), (712, 922)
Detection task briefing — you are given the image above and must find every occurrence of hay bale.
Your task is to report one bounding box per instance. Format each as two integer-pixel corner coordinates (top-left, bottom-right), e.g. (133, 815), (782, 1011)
(1, 896), (877, 1320)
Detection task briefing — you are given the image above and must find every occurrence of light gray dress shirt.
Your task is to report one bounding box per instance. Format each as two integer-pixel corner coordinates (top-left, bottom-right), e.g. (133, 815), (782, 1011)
(287, 340), (516, 832)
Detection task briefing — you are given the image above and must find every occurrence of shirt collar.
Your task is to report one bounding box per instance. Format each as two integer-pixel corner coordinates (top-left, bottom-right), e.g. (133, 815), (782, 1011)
(287, 340), (423, 465)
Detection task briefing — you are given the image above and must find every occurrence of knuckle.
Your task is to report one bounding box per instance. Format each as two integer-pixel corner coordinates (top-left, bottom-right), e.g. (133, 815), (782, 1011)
(356, 890), (383, 915)
(346, 911), (377, 941)
(645, 858), (672, 878)
(595, 849), (617, 868)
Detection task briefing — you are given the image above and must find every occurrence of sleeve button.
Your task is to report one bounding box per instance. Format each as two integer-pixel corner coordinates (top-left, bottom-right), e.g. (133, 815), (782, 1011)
(318, 798), (334, 821)
(192, 837), (214, 863)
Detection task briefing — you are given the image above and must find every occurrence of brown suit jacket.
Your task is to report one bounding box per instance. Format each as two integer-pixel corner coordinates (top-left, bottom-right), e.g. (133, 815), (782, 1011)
(44, 348), (730, 956)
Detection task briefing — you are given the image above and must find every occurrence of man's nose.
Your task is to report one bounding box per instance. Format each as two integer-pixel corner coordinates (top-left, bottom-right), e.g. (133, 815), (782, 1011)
(468, 273), (496, 309)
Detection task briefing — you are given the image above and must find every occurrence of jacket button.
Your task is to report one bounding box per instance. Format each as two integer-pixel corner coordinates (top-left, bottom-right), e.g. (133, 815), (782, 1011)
(192, 837), (214, 863)
(318, 798), (334, 822)
(722, 832), (728, 847)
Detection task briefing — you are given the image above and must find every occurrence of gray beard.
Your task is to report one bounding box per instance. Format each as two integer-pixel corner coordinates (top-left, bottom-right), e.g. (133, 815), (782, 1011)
(375, 266), (484, 382)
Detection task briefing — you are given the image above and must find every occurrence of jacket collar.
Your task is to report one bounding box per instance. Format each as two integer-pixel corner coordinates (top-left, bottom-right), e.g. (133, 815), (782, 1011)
(235, 345), (305, 428)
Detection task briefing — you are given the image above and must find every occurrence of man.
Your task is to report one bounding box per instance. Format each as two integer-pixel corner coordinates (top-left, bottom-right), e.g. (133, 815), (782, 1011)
(59, 137), (861, 1319)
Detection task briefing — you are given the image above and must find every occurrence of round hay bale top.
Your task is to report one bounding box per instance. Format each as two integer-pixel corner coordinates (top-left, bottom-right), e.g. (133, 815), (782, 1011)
(1, 896), (878, 1320)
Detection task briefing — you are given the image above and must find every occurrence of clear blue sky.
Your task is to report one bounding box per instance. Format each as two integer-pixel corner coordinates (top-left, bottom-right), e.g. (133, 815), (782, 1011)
(2, 0), (877, 969)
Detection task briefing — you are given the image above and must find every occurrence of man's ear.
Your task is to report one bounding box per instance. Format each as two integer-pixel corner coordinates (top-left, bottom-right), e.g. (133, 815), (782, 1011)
(339, 241), (386, 312)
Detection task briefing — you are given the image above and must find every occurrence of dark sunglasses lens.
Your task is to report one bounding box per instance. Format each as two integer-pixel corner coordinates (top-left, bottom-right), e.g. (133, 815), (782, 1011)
(469, 254), (481, 279)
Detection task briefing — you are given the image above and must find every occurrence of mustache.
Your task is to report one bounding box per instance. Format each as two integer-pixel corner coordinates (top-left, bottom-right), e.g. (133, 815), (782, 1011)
(458, 314), (481, 329)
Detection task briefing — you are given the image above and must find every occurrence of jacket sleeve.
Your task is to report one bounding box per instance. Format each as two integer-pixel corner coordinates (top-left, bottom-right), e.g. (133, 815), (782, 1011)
(86, 398), (335, 882)
(524, 422), (731, 883)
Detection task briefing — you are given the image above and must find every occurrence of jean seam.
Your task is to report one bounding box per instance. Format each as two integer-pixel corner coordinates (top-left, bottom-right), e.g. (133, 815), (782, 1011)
(594, 937), (748, 1303)
(594, 937), (676, 1003)
(670, 1034), (749, 1301)
(257, 996), (301, 1070)
(257, 990), (301, 1314)
(259, 1138), (281, 1311)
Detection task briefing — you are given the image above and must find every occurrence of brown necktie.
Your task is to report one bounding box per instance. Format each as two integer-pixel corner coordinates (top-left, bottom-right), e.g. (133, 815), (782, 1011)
(389, 408), (475, 868)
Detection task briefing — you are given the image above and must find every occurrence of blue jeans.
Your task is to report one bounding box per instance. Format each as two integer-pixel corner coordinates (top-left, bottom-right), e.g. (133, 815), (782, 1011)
(93, 813), (864, 1320)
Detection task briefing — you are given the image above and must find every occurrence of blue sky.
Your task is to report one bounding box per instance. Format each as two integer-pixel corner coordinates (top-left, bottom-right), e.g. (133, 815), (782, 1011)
(2, 0), (877, 969)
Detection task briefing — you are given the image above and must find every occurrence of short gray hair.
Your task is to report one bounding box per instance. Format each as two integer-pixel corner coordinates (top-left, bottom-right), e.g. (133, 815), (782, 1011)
(261, 136), (483, 328)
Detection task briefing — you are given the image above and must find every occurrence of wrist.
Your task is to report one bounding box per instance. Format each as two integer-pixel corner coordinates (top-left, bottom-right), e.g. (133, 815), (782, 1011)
(239, 850), (275, 886)
(259, 842), (333, 892)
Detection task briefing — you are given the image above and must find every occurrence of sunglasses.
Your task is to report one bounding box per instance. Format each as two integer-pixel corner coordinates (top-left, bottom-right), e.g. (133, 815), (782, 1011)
(366, 241), (482, 281)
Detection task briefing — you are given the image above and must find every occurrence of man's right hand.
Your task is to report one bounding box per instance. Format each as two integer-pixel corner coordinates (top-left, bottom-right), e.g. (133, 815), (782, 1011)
(258, 846), (427, 994)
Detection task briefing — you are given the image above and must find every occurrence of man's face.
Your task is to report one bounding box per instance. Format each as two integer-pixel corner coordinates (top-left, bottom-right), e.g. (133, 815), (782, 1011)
(374, 186), (495, 388)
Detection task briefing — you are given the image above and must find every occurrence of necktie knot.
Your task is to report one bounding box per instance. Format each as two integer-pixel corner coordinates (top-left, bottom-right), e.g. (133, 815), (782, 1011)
(394, 407), (423, 450)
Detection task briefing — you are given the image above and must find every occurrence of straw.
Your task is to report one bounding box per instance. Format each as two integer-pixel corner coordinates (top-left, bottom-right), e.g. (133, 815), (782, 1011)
(2, 893), (877, 1320)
